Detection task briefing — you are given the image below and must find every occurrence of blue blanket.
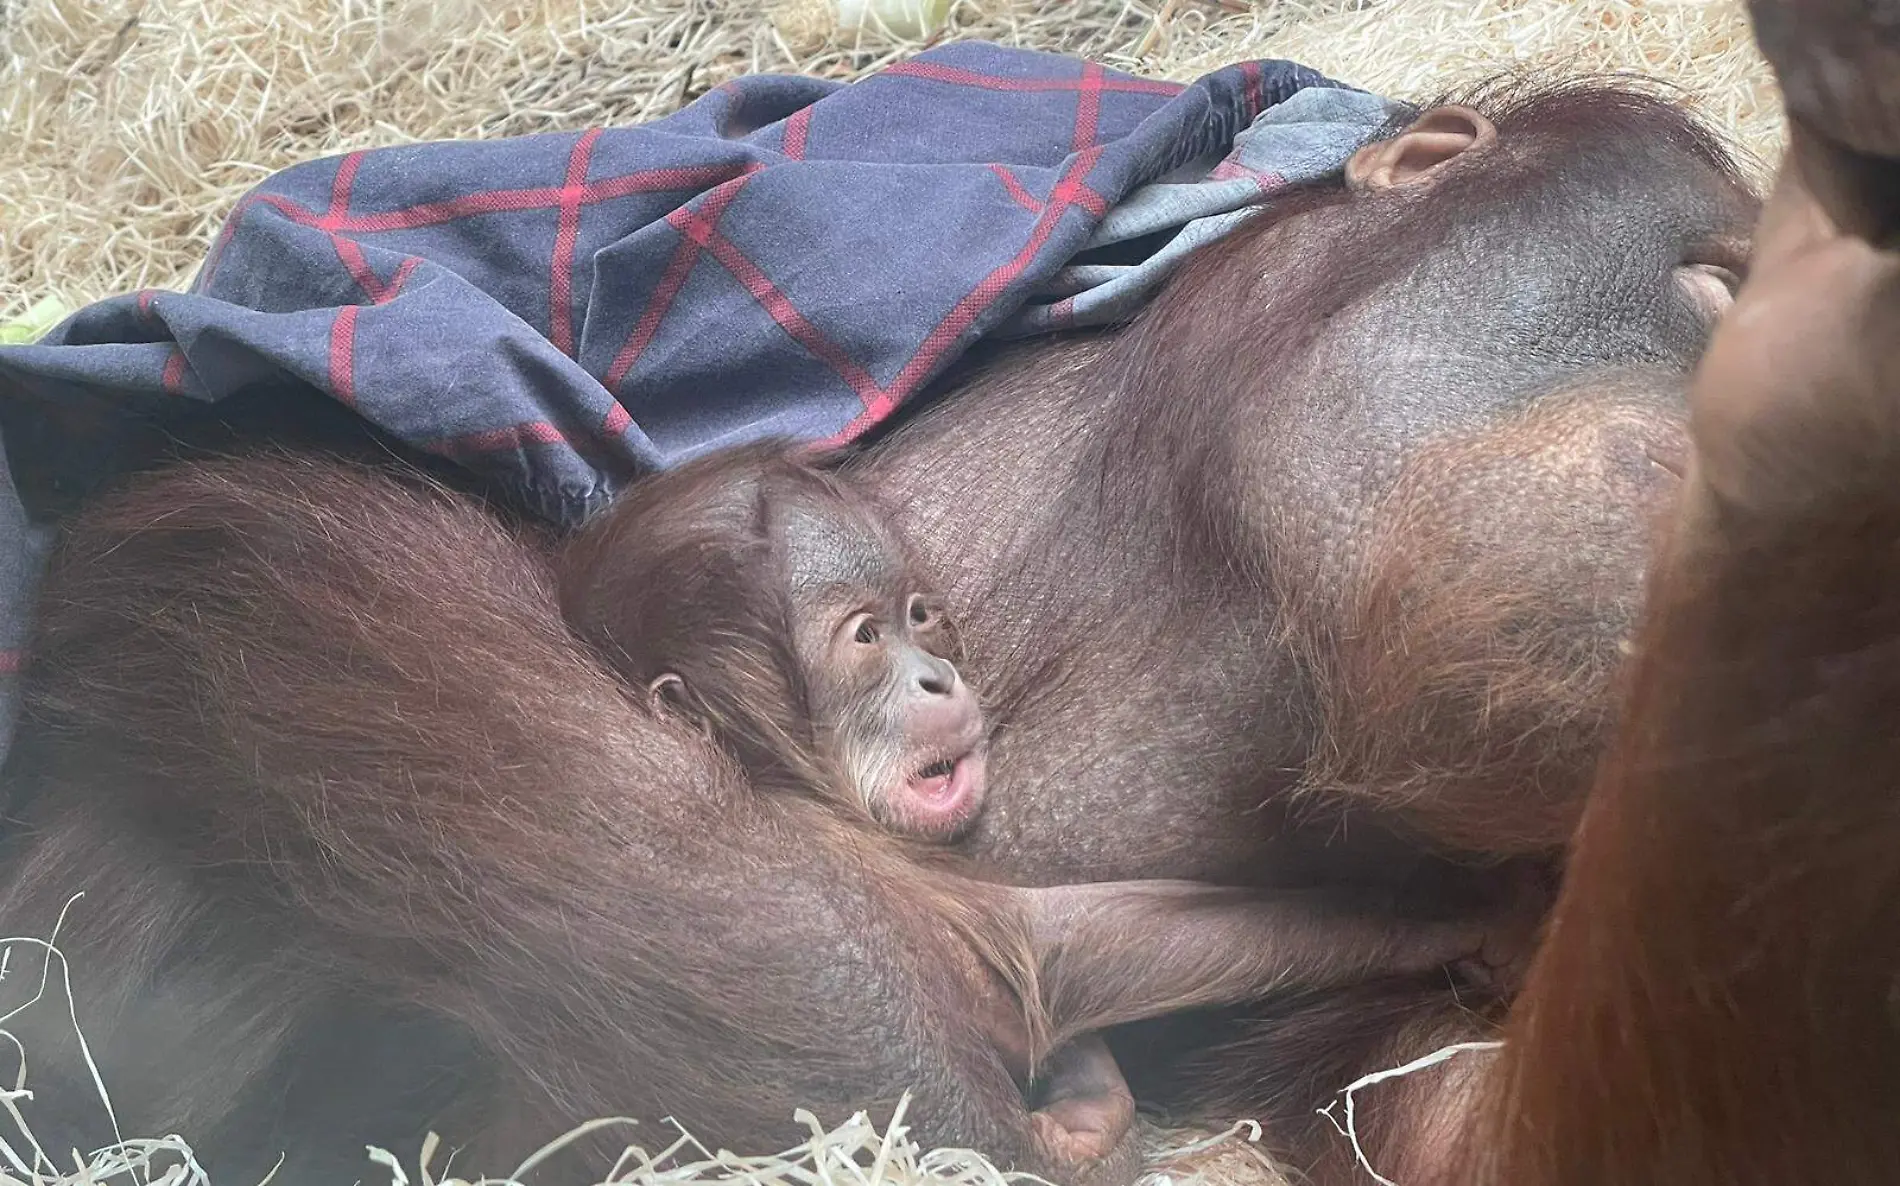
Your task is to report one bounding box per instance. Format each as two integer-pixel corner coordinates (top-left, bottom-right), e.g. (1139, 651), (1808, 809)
(0, 41), (1403, 758)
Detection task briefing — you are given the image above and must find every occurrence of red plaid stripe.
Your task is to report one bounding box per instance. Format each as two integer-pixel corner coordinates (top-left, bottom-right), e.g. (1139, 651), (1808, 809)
(249, 162), (747, 237)
(581, 64), (1127, 449)
(433, 419), (570, 457)
(989, 165), (1044, 213)
(671, 200), (883, 403)
(1239, 60), (1265, 116)
(327, 163), (748, 233)
(161, 350), (188, 396)
(320, 152), (364, 229)
(470, 141), (1110, 454)
(1073, 62), (1105, 152)
(14, 42), (1341, 545)
(228, 147), (756, 458)
(1208, 158), (1287, 192)
(324, 256), (424, 408)
(137, 290), (190, 396)
(224, 139), (743, 423)
(549, 129), (605, 356)
(604, 176), (754, 392)
(329, 306), (360, 405)
(782, 107), (812, 160)
(824, 146), (1109, 444)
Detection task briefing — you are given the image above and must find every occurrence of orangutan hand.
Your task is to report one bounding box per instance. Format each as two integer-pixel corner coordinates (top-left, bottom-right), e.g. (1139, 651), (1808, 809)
(1029, 1033), (1139, 1170)
(1746, 0), (1900, 162)
(1686, 156), (1900, 522)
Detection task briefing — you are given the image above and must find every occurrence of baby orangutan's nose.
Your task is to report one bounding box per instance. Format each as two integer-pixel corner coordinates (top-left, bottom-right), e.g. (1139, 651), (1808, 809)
(913, 650), (962, 698)
(904, 650), (982, 750)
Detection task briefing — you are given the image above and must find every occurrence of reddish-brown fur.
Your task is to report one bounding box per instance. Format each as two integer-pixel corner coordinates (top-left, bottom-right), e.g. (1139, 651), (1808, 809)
(1447, 466), (1900, 1186)
(1436, 62), (1900, 1182)
(552, 438), (1523, 1042)
(838, 87), (1751, 1180)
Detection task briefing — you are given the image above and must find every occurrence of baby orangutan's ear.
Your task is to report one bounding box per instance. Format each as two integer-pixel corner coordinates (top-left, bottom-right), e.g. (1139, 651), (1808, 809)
(647, 672), (720, 742)
(647, 672), (703, 725)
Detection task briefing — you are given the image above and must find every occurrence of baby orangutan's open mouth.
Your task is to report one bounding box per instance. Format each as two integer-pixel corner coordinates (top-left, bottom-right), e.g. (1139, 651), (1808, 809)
(915, 755), (959, 783)
(900, 744), (988, 836)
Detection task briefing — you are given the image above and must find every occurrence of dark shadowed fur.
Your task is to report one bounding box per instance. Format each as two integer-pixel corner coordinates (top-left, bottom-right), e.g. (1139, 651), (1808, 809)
(1443, 91), (1900, 1180)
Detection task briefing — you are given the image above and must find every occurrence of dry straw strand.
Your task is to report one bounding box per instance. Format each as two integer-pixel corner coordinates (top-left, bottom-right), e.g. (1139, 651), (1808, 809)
(1316, 1039), (1507, 1186)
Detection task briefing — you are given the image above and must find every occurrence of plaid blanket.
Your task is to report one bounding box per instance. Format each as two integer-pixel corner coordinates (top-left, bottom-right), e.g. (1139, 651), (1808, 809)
(0, 41), (1403, 759)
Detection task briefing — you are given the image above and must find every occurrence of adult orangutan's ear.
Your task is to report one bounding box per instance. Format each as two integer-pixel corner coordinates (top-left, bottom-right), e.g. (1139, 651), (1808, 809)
(1345, 106), (1498, 191)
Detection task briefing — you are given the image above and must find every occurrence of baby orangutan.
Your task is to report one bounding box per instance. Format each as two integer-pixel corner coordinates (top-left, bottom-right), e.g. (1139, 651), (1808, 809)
(558, 440), (988, 841)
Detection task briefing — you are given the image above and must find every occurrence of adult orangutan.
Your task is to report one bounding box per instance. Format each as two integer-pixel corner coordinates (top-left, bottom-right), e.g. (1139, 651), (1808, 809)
(0, 37), (1798, 1186)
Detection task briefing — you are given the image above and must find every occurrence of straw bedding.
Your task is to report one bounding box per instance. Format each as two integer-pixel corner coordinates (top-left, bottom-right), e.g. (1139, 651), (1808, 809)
(0, 0), (1776, 1182)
